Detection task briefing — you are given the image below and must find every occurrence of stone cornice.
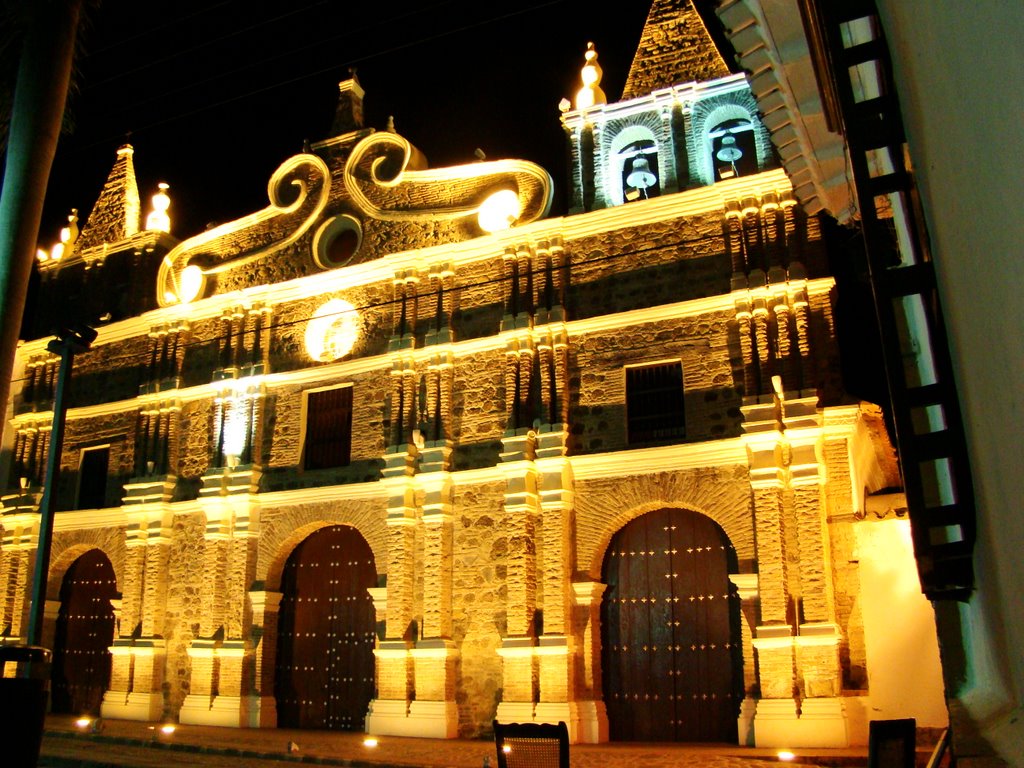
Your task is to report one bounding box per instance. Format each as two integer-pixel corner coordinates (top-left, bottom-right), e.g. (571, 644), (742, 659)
(253, 481), (388, 508)
(571, 438), (747, 480)
(15, 275), (835, 427)
(16, 169), (795, 360)
(560, 73), (750, 130)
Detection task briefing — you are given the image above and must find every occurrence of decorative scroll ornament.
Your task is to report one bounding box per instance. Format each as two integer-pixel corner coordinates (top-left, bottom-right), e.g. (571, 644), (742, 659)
(342, 131), (552, 232)
(157, 153), (331, 307)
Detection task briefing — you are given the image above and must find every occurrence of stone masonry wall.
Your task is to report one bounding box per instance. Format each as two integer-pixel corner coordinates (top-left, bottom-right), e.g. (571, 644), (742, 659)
(572, 310), (742, 454)
(574, 466), (754, 578)
(569, 212), (732, 319)
(451, 479), (508, 737)
(261, 367), (389, 491)
(824, 436), (868, 689)
(256, 499), (389, 588)
(163, 512), (207, 717)
(451, 349), (506, 471)
(58, 411), (137, 511)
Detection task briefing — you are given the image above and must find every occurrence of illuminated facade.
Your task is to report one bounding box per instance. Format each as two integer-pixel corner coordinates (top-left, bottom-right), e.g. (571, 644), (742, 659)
(1, 0), (949, 747)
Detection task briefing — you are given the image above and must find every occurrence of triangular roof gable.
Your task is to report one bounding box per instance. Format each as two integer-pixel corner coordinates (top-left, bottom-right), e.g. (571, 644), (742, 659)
(622, 0), (730, 99)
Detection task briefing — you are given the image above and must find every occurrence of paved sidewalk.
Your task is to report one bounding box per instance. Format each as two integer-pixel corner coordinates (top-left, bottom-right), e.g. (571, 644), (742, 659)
(40, 715), (870, 768)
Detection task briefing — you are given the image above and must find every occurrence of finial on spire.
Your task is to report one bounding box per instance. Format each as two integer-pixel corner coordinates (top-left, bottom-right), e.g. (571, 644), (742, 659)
(145, 183), (171, 233)
(386, 115), (395, 133)
(574, 42), (607, 110)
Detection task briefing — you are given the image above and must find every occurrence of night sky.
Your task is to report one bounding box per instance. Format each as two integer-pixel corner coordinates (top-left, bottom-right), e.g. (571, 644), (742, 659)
(38, 1), (732, 245)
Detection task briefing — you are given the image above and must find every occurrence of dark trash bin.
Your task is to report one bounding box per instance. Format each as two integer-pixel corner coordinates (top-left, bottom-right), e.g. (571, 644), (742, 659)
(0, 645), (51, 768)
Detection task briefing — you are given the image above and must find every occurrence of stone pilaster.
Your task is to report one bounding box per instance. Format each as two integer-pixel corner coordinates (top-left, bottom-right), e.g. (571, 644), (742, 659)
(182, 504), (259, 727)
(406, 473), (459, 738)
(365, 470), (416, 735)
(104, 516), (172, 722)
(102, 638), (166, 721)
(496, 444), (539, 724)
(0, 524), (34, 641)
(570, 582), (608, 744)
(104, 529), (146, 713)
(730, 573), (760, 746)
(743, 399), (796, 718)
(246, 589), (282, 727)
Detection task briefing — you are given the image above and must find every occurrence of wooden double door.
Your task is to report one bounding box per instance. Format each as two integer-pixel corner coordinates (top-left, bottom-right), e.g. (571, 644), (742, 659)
(274, 525), (377, 730)
(51, 549), (117, 715)
(602, 508), (743, 742)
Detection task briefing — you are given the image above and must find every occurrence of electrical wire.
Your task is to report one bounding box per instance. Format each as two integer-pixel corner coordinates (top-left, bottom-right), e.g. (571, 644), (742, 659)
(11, 224), (747, 387)
(78, 0), (571, 147)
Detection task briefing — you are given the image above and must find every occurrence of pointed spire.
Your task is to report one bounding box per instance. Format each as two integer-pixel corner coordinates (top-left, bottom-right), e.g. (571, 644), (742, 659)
(622, 0), (729, 100)
(574, 42), (608, 110)
(76, 144), (142, 251)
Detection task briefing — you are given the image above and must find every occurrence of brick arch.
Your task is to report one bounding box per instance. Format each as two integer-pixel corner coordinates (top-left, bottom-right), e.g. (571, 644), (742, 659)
(47, 528), (126, 597)
(257, 499), (386, 591)
(690, 91), (771, 185)
(574, 468), (754, 579)
(602, 112), (667, 205)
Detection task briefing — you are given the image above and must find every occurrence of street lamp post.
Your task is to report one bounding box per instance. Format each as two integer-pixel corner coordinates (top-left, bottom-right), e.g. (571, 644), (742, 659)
(25, 323), (97, 647)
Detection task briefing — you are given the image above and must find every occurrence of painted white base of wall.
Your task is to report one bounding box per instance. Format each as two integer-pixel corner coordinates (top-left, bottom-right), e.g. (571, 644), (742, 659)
(179, 694), (244, 727)
(753, 698), (849, 747)
(101, 691), (163, 722)
(365, 698), (459, 738)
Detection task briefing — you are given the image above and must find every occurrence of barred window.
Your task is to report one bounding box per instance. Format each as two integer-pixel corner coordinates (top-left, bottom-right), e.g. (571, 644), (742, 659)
(626, 362), (685, 445)
(303, 386), (353, 470)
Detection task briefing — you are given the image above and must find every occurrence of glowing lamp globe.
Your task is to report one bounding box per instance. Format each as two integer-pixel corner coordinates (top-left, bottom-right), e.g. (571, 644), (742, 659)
(478, 189), (520, 233)
(305, 299), (359, 362)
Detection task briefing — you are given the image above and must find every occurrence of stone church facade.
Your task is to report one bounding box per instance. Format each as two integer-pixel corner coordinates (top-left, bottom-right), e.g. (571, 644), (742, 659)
(1, 0), (947, 747)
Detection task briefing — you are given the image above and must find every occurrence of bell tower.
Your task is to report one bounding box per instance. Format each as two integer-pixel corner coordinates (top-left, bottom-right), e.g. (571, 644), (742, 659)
(560, 0), (775, 214)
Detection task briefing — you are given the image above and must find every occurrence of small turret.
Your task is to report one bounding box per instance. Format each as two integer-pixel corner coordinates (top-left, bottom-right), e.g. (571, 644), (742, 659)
(331, 69), (365, 135)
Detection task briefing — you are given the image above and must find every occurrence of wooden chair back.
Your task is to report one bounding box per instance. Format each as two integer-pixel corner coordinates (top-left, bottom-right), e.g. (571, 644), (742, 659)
(492, 720), (569, 768)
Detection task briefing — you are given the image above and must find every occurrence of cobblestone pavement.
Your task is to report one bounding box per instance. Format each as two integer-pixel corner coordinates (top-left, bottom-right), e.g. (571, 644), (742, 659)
(39, 715), (870, 768)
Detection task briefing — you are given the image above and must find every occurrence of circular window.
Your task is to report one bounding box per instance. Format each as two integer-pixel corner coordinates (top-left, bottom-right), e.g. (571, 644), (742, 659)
(313, 215), (363, 269)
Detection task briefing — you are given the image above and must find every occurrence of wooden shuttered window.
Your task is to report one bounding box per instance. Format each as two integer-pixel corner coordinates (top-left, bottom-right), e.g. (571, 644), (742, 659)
(304, 386), (353, 470)
(626, 362), (685, 445)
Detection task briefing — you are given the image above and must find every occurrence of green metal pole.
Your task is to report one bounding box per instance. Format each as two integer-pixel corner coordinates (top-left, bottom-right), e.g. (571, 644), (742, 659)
(25, 336), (76, 648)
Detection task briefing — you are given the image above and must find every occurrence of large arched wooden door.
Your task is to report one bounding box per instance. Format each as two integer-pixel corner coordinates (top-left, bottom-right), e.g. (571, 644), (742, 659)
(601, 508), (742, 742)
(51, 549), (117, 715)
(274, 525), (377, 730)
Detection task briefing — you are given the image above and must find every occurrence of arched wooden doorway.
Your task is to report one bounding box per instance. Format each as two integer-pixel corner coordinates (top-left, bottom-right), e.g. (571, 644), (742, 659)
(601, 508), (742, 742)
(51, 549), (117, 715)
(274, 525), (377, 730)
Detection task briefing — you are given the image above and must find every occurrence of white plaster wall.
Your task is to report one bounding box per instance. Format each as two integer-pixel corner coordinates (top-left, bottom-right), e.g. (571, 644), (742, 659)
(856, 519), (948, 727)
(877, 2), (1024, 762)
